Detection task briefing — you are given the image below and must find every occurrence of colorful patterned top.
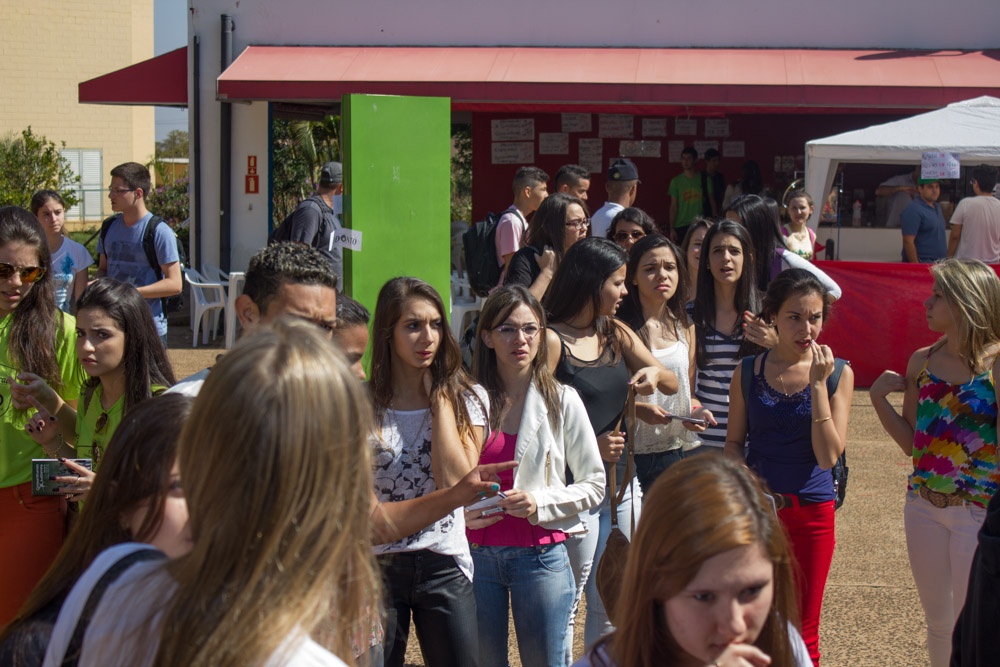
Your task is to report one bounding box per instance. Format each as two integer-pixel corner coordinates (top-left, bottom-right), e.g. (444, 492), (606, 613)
(910, 350), (999, 508)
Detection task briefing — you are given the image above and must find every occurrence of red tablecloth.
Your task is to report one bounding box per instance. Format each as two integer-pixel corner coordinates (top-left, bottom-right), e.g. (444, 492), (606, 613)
(813, 261), (960, 388)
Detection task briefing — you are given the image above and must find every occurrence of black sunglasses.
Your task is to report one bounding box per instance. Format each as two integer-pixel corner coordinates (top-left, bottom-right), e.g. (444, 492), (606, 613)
(0, 263), (45, 283)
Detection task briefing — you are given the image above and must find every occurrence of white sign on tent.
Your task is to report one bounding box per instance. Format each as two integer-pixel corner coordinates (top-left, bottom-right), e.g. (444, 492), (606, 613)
(921, 152), (961, 180)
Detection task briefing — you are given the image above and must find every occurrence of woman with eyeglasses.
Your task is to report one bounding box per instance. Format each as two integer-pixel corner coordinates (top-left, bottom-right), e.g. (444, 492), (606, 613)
(504, 193), (589, 301)
(15, 279), (175, 504)
(31, 191), (93, 314)
(467, 285), (605, 667)
(543, 237), (678, 657)
(0, 206), (87, 625)
(606, 207), (655, 254)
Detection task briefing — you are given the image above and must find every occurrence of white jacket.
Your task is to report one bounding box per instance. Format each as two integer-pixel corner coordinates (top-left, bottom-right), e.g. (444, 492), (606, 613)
(511, 382), (606, 534)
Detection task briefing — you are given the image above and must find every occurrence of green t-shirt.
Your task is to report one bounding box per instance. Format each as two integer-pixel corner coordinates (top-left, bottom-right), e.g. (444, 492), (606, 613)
(669, 172), (710, 231)
(0, 312), (86, 487)
(76, 383), (167, 468)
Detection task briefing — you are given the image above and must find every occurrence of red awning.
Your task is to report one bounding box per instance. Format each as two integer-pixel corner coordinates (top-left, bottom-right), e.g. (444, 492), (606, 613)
(79, 47), (187, 107)
(216, 46), (1000, 113)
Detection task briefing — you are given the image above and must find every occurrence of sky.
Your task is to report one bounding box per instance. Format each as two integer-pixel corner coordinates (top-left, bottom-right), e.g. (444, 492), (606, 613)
(154, 0), (189, 141)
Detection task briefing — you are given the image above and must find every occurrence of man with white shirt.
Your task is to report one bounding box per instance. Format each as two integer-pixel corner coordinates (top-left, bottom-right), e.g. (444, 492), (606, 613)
(591, 158), (639, 239)
(948, 165), (1000, 263)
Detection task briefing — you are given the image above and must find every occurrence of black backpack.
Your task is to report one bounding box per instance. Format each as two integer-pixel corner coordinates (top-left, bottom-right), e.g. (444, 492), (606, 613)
(740, 355), (850, 510)
(99, 214), (187, 314)
(462, 208), (525, 297)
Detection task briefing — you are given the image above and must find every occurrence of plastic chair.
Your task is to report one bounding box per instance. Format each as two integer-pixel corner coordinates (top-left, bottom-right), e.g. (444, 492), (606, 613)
(201, 263), (230, 289)
(224, 272), (246, 349)
(450, 274), (483, 340)
(183, 268), (226, 347)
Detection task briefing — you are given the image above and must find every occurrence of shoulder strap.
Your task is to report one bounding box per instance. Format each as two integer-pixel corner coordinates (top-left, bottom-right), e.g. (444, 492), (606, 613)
(98, 215), (119, 251)
(140, 216), (166, 280)
(81, 383), (97, 415)
(827, 358), (847, 396)
(60, 549), (165, 667)
(609, 386), (636, 525)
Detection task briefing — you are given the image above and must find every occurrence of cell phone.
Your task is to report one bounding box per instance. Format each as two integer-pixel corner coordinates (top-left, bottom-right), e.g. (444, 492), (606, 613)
(31, 459), (93, 496)
(467, 491), (507, 513)
(479, 506), (506, 518)
(665, 414), (707, 426)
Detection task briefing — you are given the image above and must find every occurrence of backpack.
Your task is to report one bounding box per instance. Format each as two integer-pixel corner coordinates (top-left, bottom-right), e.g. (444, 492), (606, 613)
(268, 196), (327, 246)
(462, 208), (525, 297)
(100, 214), (188, 314)
(740, 355), (850, 510)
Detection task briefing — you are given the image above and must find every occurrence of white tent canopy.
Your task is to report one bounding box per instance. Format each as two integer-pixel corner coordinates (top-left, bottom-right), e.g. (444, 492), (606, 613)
(805, 96), (1000, 228)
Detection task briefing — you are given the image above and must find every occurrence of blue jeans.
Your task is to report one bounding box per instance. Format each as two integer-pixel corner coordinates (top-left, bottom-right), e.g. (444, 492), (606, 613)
(563, 512), (600, 665)
(377, 550), (479, 667)
(634, 449), (686, 496)
(583, 478), (641, 649)
(471, 543), (574, 667)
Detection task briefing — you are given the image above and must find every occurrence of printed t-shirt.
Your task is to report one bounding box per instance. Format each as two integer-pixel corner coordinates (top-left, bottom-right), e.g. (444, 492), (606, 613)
(49, 237), (94, 313)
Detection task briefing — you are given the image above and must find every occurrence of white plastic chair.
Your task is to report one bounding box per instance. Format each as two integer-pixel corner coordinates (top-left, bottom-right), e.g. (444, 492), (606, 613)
(201, 263), (230, 290)
(183, 268), (225, 347)
(224, 271), (246, 349)
(450, 275), (483, 340)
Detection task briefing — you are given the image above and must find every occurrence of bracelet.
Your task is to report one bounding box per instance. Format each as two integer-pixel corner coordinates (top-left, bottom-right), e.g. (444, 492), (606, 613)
(813, 416), (832, 424)
(41, 433), (65, 459)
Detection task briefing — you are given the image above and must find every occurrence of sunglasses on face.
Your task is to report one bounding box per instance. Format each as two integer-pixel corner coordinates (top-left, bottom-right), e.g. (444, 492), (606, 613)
(0, 263), (46, 283)
(614, 230), (645, 243)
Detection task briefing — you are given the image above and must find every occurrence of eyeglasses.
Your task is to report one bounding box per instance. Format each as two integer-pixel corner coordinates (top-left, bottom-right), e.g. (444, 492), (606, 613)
(0, 263), (46, 283)
(614, 230), (646, 243)
(565, 217), (590, 231)
(493, 324), (540, 341)
(95, 411), (109, 434)
(107, 187), (135, 195)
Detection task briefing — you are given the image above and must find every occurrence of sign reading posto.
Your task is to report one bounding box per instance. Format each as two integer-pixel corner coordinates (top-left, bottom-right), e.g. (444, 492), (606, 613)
(245, 155), (259, 194)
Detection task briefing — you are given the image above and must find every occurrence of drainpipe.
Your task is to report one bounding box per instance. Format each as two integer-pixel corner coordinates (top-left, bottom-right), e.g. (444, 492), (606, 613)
(191, 34), (202, 269)
(219, 14), (234, 271)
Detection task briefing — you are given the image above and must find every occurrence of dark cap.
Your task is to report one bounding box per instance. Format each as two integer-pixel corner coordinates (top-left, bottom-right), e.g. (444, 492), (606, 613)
(704, 148), (721, 160)
(608, 158), (639, 182)
(320, 161), (343, 186)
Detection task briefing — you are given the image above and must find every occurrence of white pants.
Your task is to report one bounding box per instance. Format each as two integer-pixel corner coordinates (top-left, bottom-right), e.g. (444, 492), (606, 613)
(904, 492), (986, 667)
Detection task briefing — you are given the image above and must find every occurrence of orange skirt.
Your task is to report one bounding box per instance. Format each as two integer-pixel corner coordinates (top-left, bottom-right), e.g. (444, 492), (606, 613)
(0, 482), (66, 627)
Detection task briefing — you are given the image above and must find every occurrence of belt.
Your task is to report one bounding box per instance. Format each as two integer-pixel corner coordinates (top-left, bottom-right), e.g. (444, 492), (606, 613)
(918, 485), (968, 508)
(772, 493), (824, 511)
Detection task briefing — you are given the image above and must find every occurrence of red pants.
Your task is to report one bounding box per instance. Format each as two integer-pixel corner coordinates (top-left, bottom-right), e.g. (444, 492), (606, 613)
(0, 482), (66, 626)
(778, 498), (836, 667)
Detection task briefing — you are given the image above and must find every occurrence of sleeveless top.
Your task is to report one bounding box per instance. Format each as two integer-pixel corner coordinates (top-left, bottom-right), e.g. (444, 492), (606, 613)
(553, 329), (629, 486)
(910, 348), (999, 508)
(746, 351), (835, 502)
(633, 337), (701, 454)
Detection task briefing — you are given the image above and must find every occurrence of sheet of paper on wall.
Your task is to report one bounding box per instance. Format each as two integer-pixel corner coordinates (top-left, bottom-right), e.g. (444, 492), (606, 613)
(539, 133), (570, 155)
(704, 119), (730, 138)
(641, 118), (668, 137)
(921, 152), (961, 180)
(723, 141), (745, 158)
(492, 142), (535, 165)
(667, 141), (685, 163)
(335, 228), (362, 252)
(333, 193), (342, 215)
(620, 140), (661, 159)
(598, 114), (634, 138)
(674, 119), (697, 136)
(562, 113), (592, 133)
(578, 138), (603, 174)
(694, 141), (719, 157)
(491, 119), (535, 142)
(781, 155), (796, 173)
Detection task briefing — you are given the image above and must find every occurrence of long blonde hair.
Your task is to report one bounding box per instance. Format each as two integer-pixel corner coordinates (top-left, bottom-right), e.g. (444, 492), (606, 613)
(152, 319), (379, 666)
(596, 456), (798, 667)
(930, 259), (1000, 374)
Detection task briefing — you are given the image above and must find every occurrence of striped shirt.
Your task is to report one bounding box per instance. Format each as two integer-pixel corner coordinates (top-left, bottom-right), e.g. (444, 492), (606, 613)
(694, 325), (743, 448)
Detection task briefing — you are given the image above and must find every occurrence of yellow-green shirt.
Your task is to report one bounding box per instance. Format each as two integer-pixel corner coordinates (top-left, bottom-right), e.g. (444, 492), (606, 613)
(76, 384), (167, 468)
(0, 312), (86, 487)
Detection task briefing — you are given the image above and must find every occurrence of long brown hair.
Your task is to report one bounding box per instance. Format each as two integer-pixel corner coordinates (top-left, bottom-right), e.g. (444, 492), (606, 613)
(0, 206), (62, 386)
(930, 259), (1000, 374)
(473, 285), (561, 433)
(149, 320), (379, 665)
(0, 395), (192, 658)
(369, 277), (484, 445)
(594, 456), (798, 667)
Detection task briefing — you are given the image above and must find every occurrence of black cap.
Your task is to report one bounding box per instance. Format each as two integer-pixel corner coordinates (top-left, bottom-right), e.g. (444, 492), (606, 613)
(608, 158), (639, 182)
(320, 161), (343, 185)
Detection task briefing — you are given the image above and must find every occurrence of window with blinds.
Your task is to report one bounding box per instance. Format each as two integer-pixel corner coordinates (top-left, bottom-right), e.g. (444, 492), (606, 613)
(60, 149), (104, 222)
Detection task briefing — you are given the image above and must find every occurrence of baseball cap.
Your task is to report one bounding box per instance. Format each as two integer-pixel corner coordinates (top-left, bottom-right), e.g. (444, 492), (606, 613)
(608, 158), (639, 182)
(320, 161), (343, 186)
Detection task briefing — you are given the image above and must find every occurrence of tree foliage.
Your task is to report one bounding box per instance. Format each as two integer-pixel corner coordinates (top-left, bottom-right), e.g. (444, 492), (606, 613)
(451, 124), (472, 223)
(155, 130), (189, 158)
(0, 127), (79, 210)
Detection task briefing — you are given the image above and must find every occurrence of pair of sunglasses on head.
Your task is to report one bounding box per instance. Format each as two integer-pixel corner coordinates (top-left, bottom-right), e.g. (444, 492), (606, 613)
(0, 263), (46, 283)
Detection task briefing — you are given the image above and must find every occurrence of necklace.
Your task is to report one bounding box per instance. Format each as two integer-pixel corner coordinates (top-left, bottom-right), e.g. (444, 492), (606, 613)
(389, 404), (431, 451)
